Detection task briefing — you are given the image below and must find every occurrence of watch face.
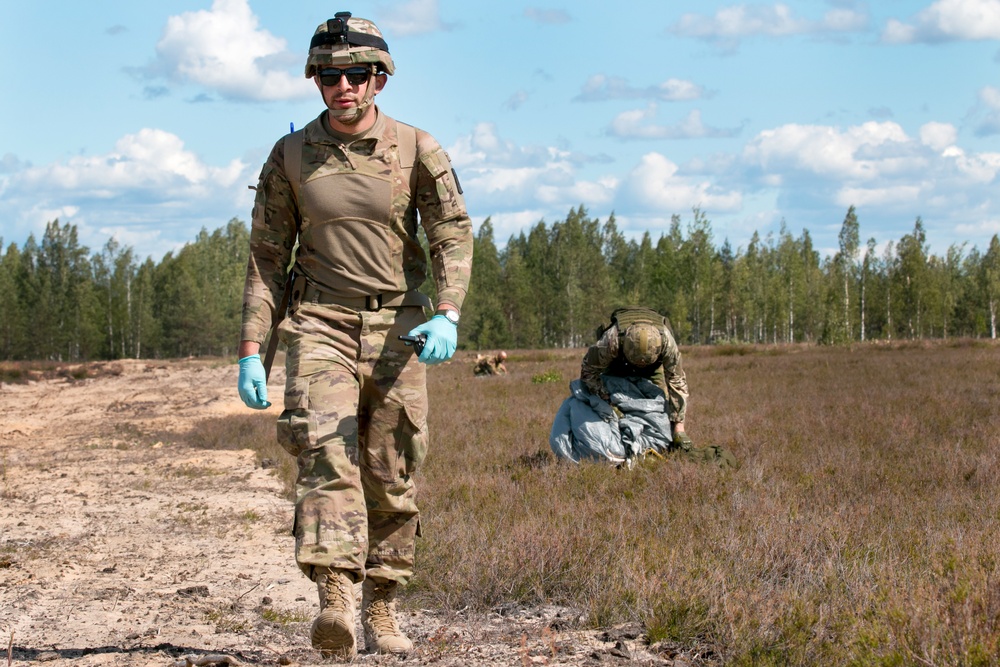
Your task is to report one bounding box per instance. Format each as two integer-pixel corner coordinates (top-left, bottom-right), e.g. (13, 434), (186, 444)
(444, 310), (460, 325)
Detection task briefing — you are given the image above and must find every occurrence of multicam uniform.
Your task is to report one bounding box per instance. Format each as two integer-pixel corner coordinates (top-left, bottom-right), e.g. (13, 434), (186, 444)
(473, 353), (507, 376)
(580, 307), (688, 424)
(241, 108), (472, 585)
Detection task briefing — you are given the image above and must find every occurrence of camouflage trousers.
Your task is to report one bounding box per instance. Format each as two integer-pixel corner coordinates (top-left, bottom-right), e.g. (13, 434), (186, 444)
(276, 302), (428, 585)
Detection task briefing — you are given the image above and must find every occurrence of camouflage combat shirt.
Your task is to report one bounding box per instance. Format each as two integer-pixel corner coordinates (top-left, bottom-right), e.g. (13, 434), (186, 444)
(241, 108), (474, 343)
(580, 319), (688, 423)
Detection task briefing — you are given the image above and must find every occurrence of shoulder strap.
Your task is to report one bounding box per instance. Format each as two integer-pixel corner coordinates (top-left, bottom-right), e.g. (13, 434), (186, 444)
(283, 129), (306, 205)
(611, 307), (668, 331)
(395, 120), (419, 193)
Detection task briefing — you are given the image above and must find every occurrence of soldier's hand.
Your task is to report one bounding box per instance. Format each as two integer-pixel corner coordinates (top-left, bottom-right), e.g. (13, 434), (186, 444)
(238, 354), (272, 410)
(672, 431), (693, 450)
(407, 315), (457, 365)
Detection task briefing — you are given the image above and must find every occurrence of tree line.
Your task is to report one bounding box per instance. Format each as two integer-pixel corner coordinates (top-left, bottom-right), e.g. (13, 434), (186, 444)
(459, 205), (1000, 349)
(2, 206), (999, 362)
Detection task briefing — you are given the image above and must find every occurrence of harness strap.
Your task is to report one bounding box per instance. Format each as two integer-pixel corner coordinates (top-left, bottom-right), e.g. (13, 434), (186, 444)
(283, 129), (305, 205)
(395, 120), (419, 193)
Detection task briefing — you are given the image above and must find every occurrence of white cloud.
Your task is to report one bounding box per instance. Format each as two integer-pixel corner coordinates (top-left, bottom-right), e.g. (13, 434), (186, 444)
(743, 121), (918, 180)
(16, 129), (247, 199)
(955, 218), (1000, 236)
(882, 0), (1000, 43)
(740, 119), (1000, 232)
(0, 129), (255, 260)
(622, 153), (743, 212)
(609, 106), (742, 140)
(378, 0), (452, 36)
(484, 210), (549, 242)
(671, 3), (868, 44)
(947, 146), (1000, 183)
(150, 0), (312, 102)
(835, 185), (922, 208)
(537, 176), (618, 206)
(447, 123), (616, 213)
(574, 75), (708, 103)
(919, 122), (958, 151)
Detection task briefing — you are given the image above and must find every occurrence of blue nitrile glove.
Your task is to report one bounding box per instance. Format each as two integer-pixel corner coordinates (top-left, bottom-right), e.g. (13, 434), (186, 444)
(407, 315), (457, 365)
(238, 354), (272, 409)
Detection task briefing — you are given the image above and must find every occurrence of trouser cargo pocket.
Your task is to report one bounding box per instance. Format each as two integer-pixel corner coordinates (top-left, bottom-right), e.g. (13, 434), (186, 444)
(276, 375), (315, 457)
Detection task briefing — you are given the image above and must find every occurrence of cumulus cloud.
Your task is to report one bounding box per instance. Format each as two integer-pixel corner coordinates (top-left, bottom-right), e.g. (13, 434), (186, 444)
(524, 8), (572, 25)
(920, 122), (958, 151)
(15, 129), (247, 199)
(0, 129), (255, 260)
(671, 2), (869, 47)
(142, 0), (312, 102)
(741, 119), (1000, 223)
(622, 153), (743, 212)
(882, 0), (1000, 43)
(609, 106), (743, 140)
(743, 121), (917, 180)
(378, 0), (455, 36)
(447, 123), (616, 212)
(574, 75), (709, 103)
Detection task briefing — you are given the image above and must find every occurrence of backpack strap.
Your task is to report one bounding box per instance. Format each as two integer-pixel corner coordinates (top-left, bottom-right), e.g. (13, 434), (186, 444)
(395, 120), (419, 193)
(283, 129), (306, 206)
(610, 307), (666, 331)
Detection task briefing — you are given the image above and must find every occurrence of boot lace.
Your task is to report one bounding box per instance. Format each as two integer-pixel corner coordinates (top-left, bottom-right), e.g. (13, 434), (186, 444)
(367, 586), (400, 635)
(322, 572), (355, 612)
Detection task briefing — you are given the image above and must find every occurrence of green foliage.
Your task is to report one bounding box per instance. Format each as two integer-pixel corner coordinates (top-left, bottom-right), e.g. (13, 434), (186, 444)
(2, 207), (1000, 362)
(531, 370), (562, 384)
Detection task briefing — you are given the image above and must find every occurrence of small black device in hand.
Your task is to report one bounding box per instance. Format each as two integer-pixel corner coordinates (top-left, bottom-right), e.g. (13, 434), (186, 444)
(398, 334), (427, 355)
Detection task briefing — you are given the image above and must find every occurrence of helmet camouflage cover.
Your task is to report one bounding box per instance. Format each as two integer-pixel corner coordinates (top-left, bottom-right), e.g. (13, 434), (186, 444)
(622, 323), (663, 368)
(305, 11), (395, 77)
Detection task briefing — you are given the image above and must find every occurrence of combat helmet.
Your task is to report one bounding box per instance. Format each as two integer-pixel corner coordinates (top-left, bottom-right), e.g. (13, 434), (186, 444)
(305, 12), (395, 78)
(621, 323), (663, 368)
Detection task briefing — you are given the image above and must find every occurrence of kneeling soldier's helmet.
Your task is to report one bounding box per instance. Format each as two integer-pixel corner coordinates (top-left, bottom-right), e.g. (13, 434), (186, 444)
(305, 11), (395, 78)
(622, 323), (663, 368)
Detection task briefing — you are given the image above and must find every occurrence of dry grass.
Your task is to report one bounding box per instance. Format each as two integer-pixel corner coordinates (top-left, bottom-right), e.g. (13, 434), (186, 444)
(185, 412), (296, 500)
(0, 360), (127, 384)
(189, 341), (1000, 666)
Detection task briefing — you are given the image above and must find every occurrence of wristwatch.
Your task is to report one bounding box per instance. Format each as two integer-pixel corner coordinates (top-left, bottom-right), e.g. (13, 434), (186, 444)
(438, 309), (460, 326)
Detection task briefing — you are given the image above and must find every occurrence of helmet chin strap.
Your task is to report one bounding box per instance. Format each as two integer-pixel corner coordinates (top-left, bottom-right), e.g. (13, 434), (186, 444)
(327, 68), (378, 126)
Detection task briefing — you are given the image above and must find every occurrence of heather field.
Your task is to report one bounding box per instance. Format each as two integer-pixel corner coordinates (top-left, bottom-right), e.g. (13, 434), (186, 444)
(209, 340), (1000, 665)
(3, 341), (999, 666)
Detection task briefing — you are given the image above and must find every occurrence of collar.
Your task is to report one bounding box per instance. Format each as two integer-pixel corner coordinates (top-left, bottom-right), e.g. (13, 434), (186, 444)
(305, 106), (386, 146)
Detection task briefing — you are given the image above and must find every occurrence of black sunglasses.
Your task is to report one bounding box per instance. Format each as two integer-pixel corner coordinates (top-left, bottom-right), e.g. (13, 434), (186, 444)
(318, 67), (371, 87)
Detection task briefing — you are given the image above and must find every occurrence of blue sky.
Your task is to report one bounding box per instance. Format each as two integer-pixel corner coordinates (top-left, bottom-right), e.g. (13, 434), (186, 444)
(1, 0), (999, 262)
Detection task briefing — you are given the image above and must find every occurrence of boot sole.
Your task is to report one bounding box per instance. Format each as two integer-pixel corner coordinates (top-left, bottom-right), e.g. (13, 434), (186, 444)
(311, 613), (356, 660)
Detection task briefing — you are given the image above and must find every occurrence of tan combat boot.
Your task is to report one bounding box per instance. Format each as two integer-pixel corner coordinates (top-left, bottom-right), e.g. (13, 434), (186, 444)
(311, 567), (357, 661)
(361, 579), (412, 654)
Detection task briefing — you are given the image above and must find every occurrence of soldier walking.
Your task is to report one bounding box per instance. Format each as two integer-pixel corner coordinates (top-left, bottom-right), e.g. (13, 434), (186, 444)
(236, 11), (472, 660)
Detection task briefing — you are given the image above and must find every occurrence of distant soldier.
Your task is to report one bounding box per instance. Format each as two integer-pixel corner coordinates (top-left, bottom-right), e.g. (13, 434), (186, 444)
(474, 350), (507, 376)
(581, 307), (690, 446)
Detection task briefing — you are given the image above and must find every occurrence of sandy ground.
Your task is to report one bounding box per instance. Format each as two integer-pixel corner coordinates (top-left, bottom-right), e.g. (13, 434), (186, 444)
(0, 359), (681, 667)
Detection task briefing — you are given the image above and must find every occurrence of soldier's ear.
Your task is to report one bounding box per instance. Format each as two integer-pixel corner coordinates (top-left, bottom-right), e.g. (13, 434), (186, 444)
(373, 73), (388, 94)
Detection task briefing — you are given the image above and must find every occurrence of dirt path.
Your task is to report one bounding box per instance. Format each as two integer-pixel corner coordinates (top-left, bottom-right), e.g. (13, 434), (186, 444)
(0, 360), (673, 666)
